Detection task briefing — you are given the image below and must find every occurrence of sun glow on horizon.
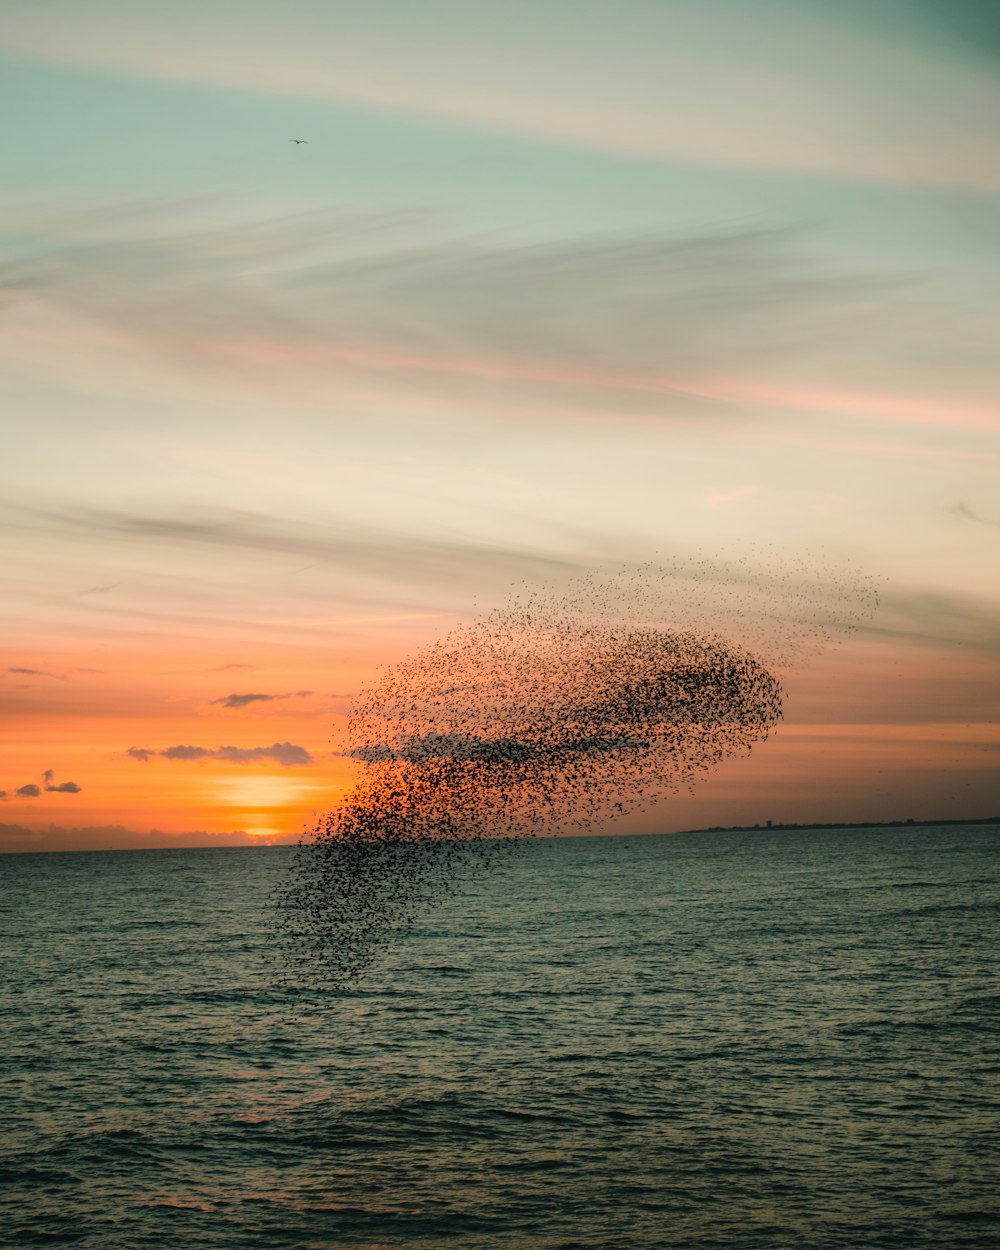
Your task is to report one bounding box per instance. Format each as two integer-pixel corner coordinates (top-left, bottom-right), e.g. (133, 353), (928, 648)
(2, 0), (998, 851)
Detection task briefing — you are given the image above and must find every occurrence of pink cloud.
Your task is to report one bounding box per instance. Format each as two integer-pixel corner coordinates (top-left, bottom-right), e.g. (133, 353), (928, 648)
(706, 486), (759, 507)
(215, 338), (1000, 434)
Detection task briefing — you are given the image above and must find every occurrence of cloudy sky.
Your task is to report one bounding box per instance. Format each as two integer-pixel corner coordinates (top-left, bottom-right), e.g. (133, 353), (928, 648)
(2, 0), (998, 851)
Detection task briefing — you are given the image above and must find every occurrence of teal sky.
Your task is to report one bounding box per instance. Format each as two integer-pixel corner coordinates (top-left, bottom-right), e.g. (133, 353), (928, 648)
(1, 0), (998, 846)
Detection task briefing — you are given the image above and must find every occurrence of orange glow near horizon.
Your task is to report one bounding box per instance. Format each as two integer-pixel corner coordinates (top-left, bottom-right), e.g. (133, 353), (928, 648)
(0, 636), (371, 847)
(3, 633), (998, 852)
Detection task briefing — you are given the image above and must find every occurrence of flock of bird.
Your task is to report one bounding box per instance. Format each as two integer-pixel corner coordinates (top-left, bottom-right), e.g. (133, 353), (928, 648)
(270, 556), (878, 1003)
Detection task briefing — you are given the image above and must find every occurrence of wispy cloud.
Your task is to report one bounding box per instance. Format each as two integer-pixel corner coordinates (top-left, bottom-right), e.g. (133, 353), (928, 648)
(861, 587), (1000, 655)
(210, 690), (313, 708)
(950, 500), (1000, 529)
(3, 204), (993, 432)
(127, 742), (313, 766)
(213, 744), (312, 764)
(211, 692), (274, 708)
(4, 3), (999, 190)
(4, 501), (583, 596)
(0, 209), (914, 416)
(8, 666), (61, 678)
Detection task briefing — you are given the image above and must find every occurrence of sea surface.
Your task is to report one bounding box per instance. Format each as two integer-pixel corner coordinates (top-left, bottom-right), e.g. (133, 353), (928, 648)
(2, 824), (998, 1250)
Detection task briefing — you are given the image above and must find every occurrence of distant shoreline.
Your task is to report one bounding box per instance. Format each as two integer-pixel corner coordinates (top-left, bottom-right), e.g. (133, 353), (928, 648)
(673, 815), (1000, 834)
(3, 815), (998, 855)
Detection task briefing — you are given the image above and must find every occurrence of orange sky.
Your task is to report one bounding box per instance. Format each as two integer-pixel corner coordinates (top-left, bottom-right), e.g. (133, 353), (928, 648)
(1, 625), (411, 848)
(3, 2), (999, 851)
(3, 629), (998, 852)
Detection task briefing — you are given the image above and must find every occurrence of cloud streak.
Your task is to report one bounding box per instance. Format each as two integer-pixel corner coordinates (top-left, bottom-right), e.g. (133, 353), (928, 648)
(4, 2), (1000, 190)
(4, 501), (584, 597)
(860, 587), (1000, 655)
(3, 204), (993, 432)
(950, 500), (1000, 529)
(127, 742), (313, 766)
(351, 730), (651, 765)
(211, 691), (313, 708)
(0, 211), (904, 408)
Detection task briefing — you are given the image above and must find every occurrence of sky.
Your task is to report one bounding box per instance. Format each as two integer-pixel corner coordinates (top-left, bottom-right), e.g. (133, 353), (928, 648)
(1, 0), (998, 852)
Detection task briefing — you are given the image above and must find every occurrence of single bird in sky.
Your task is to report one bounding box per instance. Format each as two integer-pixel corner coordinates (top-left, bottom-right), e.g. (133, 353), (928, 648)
(289, 139), (308, 144)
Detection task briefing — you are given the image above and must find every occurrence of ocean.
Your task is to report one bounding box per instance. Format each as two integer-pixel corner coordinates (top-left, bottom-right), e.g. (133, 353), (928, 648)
(2, 824), (998, 1249)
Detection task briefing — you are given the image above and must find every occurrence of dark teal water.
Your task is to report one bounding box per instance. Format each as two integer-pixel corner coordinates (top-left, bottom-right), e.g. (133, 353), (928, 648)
(2, 825), (998, 1249)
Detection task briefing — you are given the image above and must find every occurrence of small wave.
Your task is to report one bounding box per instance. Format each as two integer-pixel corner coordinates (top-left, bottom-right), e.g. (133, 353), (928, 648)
(0, 1164), (80, 1187)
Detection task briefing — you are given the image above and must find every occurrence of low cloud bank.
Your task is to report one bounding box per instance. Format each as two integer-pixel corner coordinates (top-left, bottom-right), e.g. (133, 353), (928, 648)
(0, 822), (299, 854)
